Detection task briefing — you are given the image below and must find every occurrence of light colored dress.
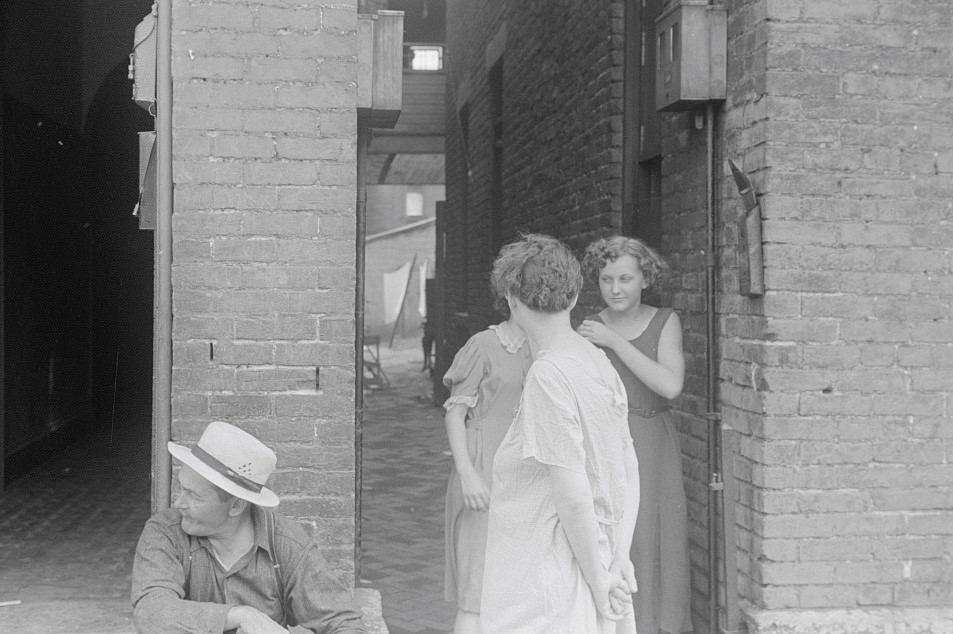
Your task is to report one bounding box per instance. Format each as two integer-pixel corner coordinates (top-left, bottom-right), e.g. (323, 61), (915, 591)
(481, 333), (637, 634)
(442, 322), (532, 611)
(593, 308), (693, 634)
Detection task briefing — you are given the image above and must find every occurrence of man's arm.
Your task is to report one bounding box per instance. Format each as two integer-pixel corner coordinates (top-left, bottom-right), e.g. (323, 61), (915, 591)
(130, 514), (232, 634)
(282, 543), (366, 633)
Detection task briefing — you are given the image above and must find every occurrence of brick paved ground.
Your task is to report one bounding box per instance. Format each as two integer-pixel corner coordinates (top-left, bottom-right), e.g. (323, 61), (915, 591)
(359, 340), (456, 634)
(0, 416), (151, 633)
(0, 337), (452, 634)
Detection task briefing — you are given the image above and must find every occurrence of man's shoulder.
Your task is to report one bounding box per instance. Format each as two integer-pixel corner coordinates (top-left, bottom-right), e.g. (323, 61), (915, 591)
(135, 508), (190, 560)
(269, 510), (315, 549)
(146, 507), (184, 529)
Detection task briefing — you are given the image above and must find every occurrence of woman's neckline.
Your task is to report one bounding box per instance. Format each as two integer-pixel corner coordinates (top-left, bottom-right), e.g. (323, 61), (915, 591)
(598, 305), (660, 342)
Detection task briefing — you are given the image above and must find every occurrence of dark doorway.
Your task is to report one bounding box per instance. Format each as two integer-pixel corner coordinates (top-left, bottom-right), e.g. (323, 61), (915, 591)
(0, 3), (155, 626)
(2, 1), (154, 488)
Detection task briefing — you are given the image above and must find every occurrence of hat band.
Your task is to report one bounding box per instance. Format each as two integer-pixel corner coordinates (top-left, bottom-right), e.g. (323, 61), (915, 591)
(192, 446), (264, 494)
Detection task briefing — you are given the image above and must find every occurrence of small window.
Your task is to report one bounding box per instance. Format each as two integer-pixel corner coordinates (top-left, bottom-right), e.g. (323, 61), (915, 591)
(408, 45), (443, 71)
(671, 23), (679, 62)
(405, 191), (424, 217)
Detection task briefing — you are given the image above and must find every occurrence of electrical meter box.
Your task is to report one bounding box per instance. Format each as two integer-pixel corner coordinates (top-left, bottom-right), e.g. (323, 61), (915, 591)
(130, 8), (157, 111)
(655, 0), (727, 112)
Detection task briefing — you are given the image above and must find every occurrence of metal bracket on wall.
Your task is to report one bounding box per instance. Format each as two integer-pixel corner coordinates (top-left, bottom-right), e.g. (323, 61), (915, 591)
(728, 160), (765, 297)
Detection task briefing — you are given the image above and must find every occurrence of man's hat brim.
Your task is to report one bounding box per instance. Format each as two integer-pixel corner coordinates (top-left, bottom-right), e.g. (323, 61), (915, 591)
(168, 442), (280, 507)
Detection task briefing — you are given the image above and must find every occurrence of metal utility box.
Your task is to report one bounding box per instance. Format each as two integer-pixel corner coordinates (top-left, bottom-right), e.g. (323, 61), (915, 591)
(655, 0), (727, 112)
(130, 8), (157, 112)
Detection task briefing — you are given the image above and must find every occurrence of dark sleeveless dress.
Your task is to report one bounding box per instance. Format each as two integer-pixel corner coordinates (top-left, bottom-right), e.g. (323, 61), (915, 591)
(591, 308), (693, 634)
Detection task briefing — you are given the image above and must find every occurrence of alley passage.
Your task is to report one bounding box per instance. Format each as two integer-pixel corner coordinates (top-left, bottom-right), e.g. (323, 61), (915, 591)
(360, 341), (456, 633)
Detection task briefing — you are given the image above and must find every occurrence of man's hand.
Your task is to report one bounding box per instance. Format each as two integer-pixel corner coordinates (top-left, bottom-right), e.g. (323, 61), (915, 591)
(227, 605), (289, 634)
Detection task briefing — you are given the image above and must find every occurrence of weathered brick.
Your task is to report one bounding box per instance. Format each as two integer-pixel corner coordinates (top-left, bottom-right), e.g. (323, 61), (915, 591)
(244, 161), (318, 186)
(276, 138), (352, 161)
(211, 237), (278, 261)
(276, 83), (356, 109)
(239, 212), (321, 237)
(277, 32), (357, 58)
(211, 134), (275, 159)
(243, 109), (319, 134)
(259, 6), (320, 33)
(235, 368), (316, 392)
(180, 56), (246, 81)
(173, 3), (255, 31)
(240, 265), (319, 289)
(321, 6), (357, 33)
(275, 342), (354, 366)
(209, 395), (272, 418)
(212, 342), (276, 365)
(177, 159), (244, 185)
(248, 57), (319, 82)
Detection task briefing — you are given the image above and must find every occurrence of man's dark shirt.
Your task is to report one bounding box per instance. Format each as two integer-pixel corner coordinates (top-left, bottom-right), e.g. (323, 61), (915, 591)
(131, 506), (365, 633)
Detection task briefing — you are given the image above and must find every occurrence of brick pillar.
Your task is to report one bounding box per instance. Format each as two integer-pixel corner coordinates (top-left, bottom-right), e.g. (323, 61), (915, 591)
(170, 0), (359, 582)
(723, 0), (953, 631)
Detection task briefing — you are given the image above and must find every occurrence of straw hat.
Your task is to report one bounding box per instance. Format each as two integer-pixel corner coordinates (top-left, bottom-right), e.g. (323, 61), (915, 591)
(168, 422), (279, 507)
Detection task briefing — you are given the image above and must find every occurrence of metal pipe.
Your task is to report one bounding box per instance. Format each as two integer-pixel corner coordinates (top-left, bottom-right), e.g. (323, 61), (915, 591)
(152, 0), (173, 513)
(354, 126), (369, 582)
(704, 100), (723, 634)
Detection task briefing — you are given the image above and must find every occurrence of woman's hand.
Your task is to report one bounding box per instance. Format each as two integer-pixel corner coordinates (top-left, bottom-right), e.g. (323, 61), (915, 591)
(608, 558), (636, 615)
(578, 320), (622, 350)
(459, 468), (490, 511)
(590, 568), (632, 621)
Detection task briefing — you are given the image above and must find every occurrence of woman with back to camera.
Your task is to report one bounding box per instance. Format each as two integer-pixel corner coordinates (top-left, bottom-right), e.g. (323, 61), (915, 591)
(441, 246), (534, 634)
(579, 235), (693, 634)
(481, 234), (639, 634)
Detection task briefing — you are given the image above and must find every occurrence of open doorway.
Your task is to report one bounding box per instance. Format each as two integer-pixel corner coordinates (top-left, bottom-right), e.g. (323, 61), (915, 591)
(0, 1), (155, 622)
(2, 0), (154, 485)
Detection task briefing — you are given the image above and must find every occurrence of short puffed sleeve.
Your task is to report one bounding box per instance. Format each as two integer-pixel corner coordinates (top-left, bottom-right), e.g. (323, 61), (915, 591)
(517, 359), (586, 473)
(442, 333), (488, 411)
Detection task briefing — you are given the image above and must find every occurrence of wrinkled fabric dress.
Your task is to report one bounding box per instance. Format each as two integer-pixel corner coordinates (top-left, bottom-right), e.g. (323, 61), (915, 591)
(481, 333), (637, 634)
(592, 308), (693, 634)
(442, 322), (532, 612)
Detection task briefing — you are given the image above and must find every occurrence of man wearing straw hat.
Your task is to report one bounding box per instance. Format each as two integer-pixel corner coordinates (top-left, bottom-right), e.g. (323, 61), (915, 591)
(131, 421), (366, 633)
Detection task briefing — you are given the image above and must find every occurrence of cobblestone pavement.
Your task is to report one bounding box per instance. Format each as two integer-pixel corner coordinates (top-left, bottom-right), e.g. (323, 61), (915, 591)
(0, 416), (152, 633)
(0, 338), (454, 633)
(359, 341), (455, 634)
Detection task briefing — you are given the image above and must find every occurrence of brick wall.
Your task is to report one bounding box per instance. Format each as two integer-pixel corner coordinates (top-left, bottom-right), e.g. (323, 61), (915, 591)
(445, 0), (953, 631)
(444, 0), (625, 334)
(170, 0), (359, 581)
(720, 0), (953, 630)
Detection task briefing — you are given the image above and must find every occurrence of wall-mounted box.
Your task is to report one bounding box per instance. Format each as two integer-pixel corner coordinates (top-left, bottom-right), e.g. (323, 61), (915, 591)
(130, 8), (157, 112)
(358, 10), (404, 128)
(135, 131), (157, 230)
(655, 0), (726, 112)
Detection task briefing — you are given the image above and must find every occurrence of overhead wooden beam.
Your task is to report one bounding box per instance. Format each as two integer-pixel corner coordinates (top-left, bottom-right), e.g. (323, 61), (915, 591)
(368, 134), (444, 154)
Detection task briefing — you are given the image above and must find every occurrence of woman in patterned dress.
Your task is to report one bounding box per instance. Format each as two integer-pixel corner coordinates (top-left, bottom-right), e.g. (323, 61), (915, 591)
(579, 235), (693, 634)
(442, 248), (533, 634)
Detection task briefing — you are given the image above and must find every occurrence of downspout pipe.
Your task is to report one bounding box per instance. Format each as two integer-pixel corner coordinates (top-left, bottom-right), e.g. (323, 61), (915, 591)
(704, 100), (723, 634)
(152, 0), (173, 512)
(354, 125), (369, 581)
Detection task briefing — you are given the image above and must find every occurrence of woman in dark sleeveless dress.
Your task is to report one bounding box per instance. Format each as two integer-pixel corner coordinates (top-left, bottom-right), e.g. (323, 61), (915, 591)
(579, 236), (693, 634)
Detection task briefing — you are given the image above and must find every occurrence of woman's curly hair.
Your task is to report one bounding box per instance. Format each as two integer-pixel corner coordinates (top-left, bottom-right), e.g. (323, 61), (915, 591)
(582, 235), (668, 288)
(490, 234), (582, 314)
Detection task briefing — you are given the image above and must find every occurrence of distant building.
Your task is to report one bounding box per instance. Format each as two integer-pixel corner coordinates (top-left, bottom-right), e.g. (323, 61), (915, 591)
(363, 0), (445, 342)
(439, 1), (953, 633)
